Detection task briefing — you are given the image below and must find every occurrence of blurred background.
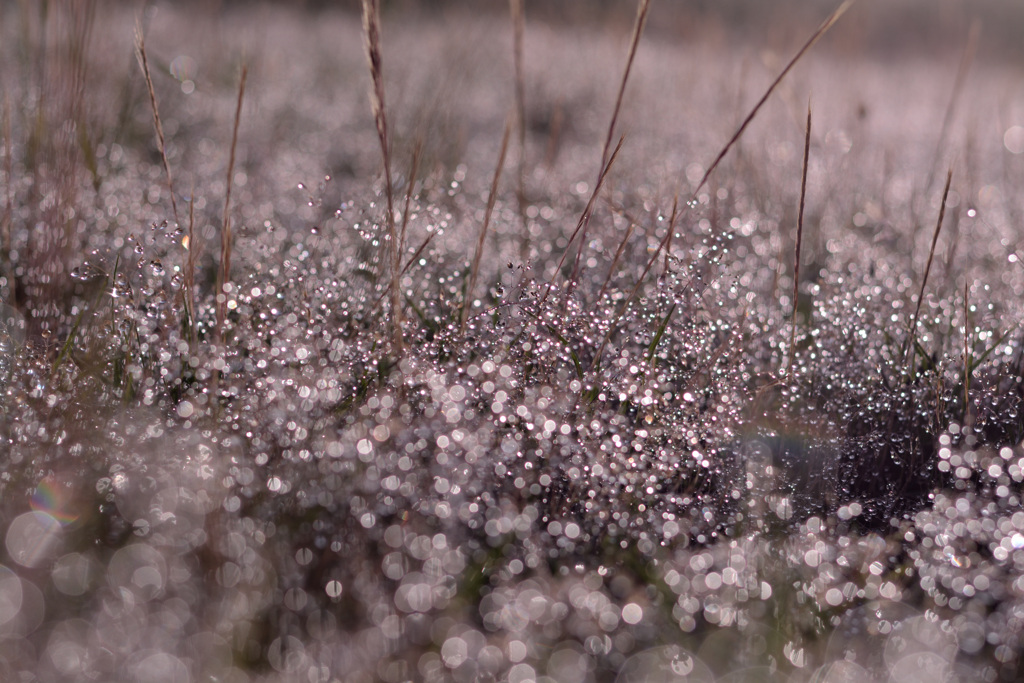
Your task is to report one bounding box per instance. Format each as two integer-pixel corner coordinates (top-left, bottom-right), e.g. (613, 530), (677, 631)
(214, 0), (1024, 62)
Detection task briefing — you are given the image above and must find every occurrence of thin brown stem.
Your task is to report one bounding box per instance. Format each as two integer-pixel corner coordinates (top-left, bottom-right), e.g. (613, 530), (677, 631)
(542, 100), (564, 168)
(185, 187), (196, 347)
(216, 64), (247, 343)
(788, 102), (812, 378)
(509, 0), (530, 260)
(134, 23), (179, 227)
(691, 0), (856, 199)
(541, 136), (625, 307)
(963, 279), (971, 426)
(589, 195), (678, 373)
(362, 0), (403, 356)
(905, 167), (953, 367)
(924, 19), (979, 197)
(399, 138), (422, 265)
(462, 118), (512, 332)
(596, 218), (636, 303)
(570, 0), (650, 285)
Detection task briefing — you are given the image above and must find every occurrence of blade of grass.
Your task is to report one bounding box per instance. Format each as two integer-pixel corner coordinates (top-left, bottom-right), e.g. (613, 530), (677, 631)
(134, 22), (179, 227)
(2, 94), (11, 255)
(924, 19), (980, 198)
(509, 0), (530, 260)
(399, 137), (422, 265)
(968, 326), (1015, 376)
(362, 0), (403, 357)
(596, 213), (636, 302)
(541, 135), (625, 307)
(461, 117), (512, 332)
(367, 232), (437, 319)
(588, 195), (679, 373)
(787, 101), (812, 378)
(570, 0), (650, 286)
(185, 187), (196, 347)
(647, 303), (677, 366)
(216, 64), (247, 344)
(690, 0), (856, 199)
(904, 167), (953, 369)
(963, 280), (970, 425)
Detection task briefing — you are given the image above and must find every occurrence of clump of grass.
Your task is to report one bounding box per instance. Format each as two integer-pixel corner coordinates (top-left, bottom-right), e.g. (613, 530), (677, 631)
(3, 2), (1024, 681)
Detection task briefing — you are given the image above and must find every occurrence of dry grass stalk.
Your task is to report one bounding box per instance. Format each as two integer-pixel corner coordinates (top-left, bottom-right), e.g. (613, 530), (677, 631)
(542, 100), (564, 168)
(589, 195), (679, 373)
(368, 232), (437, 319)
(925, 19), (980, 197)
(788, 102), (812, 378)
(185, 187), (196, 346)
(570, 0), (650, 285)
(401, 233), (436, 278)
(600, 0), (649, 174)
(905, 167), (953, 366)
(963, 279), (971, 426)
(362, 0), (403, 356)
(585, 0), (854, 378)
(216, 65), (248, 342)
(509, 0), (530, 259)
(691, 0), (856, 198)
(134, 23), (179, 227)
(596, 213), (636, 302)
(540, 135), (625, 307)
(399, 138), (422, 264)
(2, 96), (11, 255)
(461, 118), (512, 332)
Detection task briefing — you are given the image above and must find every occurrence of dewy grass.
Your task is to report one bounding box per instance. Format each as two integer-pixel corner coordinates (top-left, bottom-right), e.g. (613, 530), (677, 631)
(2, 1), (1024, 681)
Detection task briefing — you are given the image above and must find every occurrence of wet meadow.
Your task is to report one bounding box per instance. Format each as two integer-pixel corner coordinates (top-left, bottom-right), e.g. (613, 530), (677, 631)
(2, 0), (1024, 680)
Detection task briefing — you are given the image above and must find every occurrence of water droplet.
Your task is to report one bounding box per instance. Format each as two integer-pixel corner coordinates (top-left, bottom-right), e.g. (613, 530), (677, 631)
(670, 651), (694, 675)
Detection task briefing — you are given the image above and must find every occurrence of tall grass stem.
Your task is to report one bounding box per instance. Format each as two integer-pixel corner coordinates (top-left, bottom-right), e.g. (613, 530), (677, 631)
(362, 0), (403, 357)
(217, 65), (247, 343)
(509, 0), (530, 260)
(570, 0), (650, 286)
(462, 117), (512, 332)
(134, 23), (179, 227)
(691, 0), (856, 199)
(905, 167), (953, 367)
(788, 102), (812, 378)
